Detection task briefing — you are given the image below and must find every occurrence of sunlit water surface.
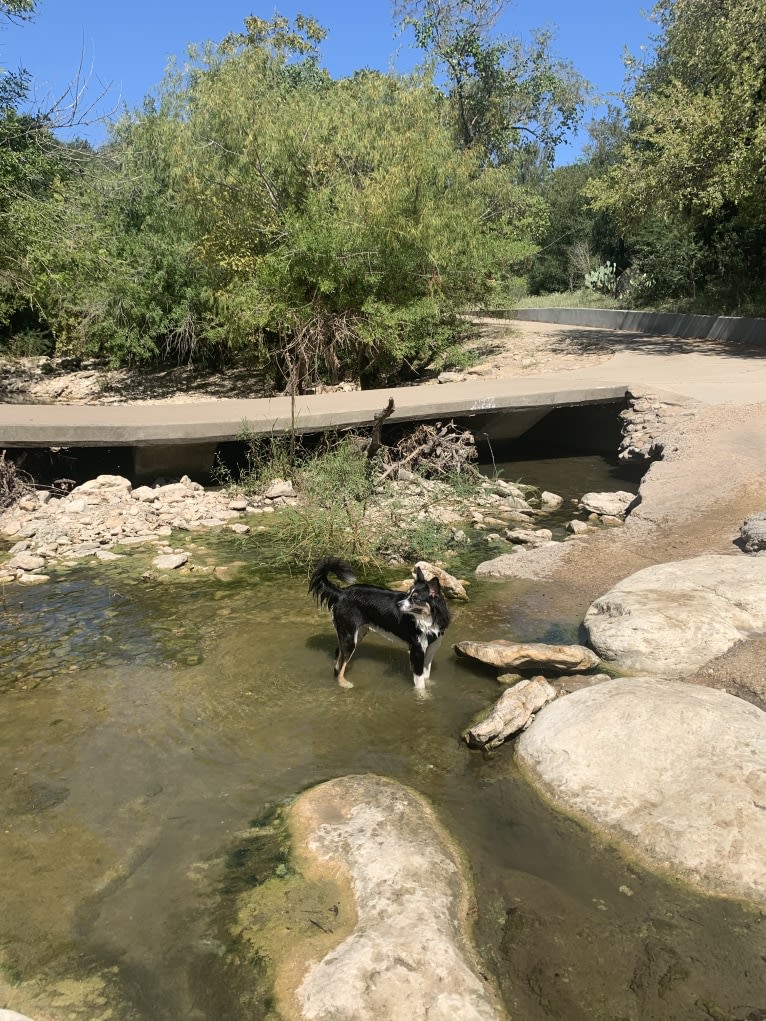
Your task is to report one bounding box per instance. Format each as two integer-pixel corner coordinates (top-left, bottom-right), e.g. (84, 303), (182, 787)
(0, 455), (763, 1021)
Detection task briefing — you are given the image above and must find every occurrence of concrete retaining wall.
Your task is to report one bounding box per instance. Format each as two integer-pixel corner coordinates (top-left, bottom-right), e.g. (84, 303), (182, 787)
(508, 307), (766, 345)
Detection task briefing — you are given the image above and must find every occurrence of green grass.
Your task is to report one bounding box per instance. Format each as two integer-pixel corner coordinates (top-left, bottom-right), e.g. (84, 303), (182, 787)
(506, 287), (766, 318)
(512, 289), (625, 310)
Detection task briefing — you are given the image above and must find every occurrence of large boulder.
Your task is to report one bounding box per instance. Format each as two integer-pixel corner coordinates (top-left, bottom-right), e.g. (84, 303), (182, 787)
(584, 554), (766, 677)
(291, 775), (506, 1021)
(516, 677), (766, 905)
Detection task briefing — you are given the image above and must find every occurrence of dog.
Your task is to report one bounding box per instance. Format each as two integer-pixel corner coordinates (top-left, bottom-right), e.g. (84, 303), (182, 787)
(309, 556), (451, 691)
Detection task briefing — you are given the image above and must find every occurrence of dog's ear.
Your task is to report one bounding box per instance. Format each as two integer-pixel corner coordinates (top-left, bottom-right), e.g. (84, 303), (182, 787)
(415, 566), (426, 583)
(427, 577), (442, 597)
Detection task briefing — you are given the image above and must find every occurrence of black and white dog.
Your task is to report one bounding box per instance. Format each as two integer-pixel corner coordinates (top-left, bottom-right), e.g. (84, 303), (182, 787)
(309, 557), (451, 691)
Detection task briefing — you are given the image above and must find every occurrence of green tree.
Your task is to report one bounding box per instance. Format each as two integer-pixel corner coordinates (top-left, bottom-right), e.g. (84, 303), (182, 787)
(0, 0), (107, 345)
(166, 18), (544, 385)
(525, 110), (626, 294)
(32, 14), (543, 384)
(591, 0), (766, 225)
(393, 0), (588, 170)
(587, 0), (766, 308)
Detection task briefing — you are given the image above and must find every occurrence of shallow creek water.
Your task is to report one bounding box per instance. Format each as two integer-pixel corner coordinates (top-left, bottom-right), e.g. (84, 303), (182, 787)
(0, 455), (763, 1021)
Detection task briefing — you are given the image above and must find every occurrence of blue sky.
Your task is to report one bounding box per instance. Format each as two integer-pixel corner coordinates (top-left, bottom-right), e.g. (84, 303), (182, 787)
(3, 0), (656, 161)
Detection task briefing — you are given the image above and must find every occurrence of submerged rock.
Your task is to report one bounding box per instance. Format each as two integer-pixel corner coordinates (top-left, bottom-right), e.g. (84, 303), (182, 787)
(584, 554), (766, 678)
(290, 775), (506, 1021)
(516, 677), (766, 906)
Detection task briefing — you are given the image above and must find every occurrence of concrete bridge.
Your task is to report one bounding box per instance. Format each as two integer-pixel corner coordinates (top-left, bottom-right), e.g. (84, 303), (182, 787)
(1, 308), (765, 480)
(0, 375), (628, 479)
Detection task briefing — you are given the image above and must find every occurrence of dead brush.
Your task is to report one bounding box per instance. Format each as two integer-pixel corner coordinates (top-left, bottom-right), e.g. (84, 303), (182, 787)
(377, 421), (480, 482)
(0, 450), (34, 510)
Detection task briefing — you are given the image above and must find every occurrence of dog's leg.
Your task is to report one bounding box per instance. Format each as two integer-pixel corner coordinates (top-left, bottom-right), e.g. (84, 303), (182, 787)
(422, 636), (442, 681)
(409, 642), (427, 690)
(334, 625), (368, 689)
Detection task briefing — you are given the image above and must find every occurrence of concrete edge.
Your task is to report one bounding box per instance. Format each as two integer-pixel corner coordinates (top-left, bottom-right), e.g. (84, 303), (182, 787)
(502, 307), (766, 345)
(0, 381), (630, 448)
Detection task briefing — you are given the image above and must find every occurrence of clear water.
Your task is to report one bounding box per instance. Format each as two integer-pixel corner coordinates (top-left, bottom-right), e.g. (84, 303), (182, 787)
(0, 456), (763, 1021)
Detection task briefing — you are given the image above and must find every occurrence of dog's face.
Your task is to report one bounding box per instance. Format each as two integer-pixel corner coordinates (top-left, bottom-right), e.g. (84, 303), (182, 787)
(398, 567), (441, 619)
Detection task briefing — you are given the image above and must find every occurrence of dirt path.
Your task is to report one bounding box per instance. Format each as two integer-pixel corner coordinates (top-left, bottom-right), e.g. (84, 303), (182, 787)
(0, 319), (625, 404)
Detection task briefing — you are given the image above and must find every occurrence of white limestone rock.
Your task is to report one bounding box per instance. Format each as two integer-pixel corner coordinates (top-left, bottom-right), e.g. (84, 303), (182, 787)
(292, 775), (506, 1021)
(584, 554), (766, 677)
(454, 639), (600, 673)
(516, 677), (766, 905)
(152, 552), (189, 570)
(579, 490), (635, 518)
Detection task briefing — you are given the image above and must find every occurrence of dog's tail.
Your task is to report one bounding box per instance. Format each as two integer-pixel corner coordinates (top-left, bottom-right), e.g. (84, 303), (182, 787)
(308, 557), (356, 611)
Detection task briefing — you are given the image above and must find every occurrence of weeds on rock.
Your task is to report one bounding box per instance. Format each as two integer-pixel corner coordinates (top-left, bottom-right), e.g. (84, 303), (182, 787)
(218, 418), (491, 571)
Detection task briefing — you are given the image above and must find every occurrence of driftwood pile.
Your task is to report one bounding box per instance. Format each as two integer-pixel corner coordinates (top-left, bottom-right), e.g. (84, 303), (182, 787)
(378, 422), (478, 482)
(0, 451), (33, 510)
(356, 399), (478, 482)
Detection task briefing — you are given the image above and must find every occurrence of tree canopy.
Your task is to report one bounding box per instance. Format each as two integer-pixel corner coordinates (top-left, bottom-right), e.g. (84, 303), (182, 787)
(393, 0), (588, 171)
(4, 13), (560, 384)
(582, 0), (766, 308)
(589, 0), (766, 225)
(5, 0), (763, 373)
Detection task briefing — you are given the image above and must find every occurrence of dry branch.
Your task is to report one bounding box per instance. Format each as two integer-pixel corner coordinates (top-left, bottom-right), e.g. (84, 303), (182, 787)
(378, 420), (478, 481)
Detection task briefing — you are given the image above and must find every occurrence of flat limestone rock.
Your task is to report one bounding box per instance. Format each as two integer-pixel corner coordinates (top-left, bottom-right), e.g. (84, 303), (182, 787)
(584, 553), (766, 677)
(475, 542), (574, 580)
(463, 676), (557, 749)
(516, 677), (766, 905)
(579, 490), (635, 517)
(291, 775), (506, 1021)
(454, 639), (600, 673)
(152, 552), (190, 570)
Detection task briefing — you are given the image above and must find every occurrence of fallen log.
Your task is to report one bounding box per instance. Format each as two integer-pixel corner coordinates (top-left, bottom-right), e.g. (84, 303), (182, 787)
(462, 676), (557, 750)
